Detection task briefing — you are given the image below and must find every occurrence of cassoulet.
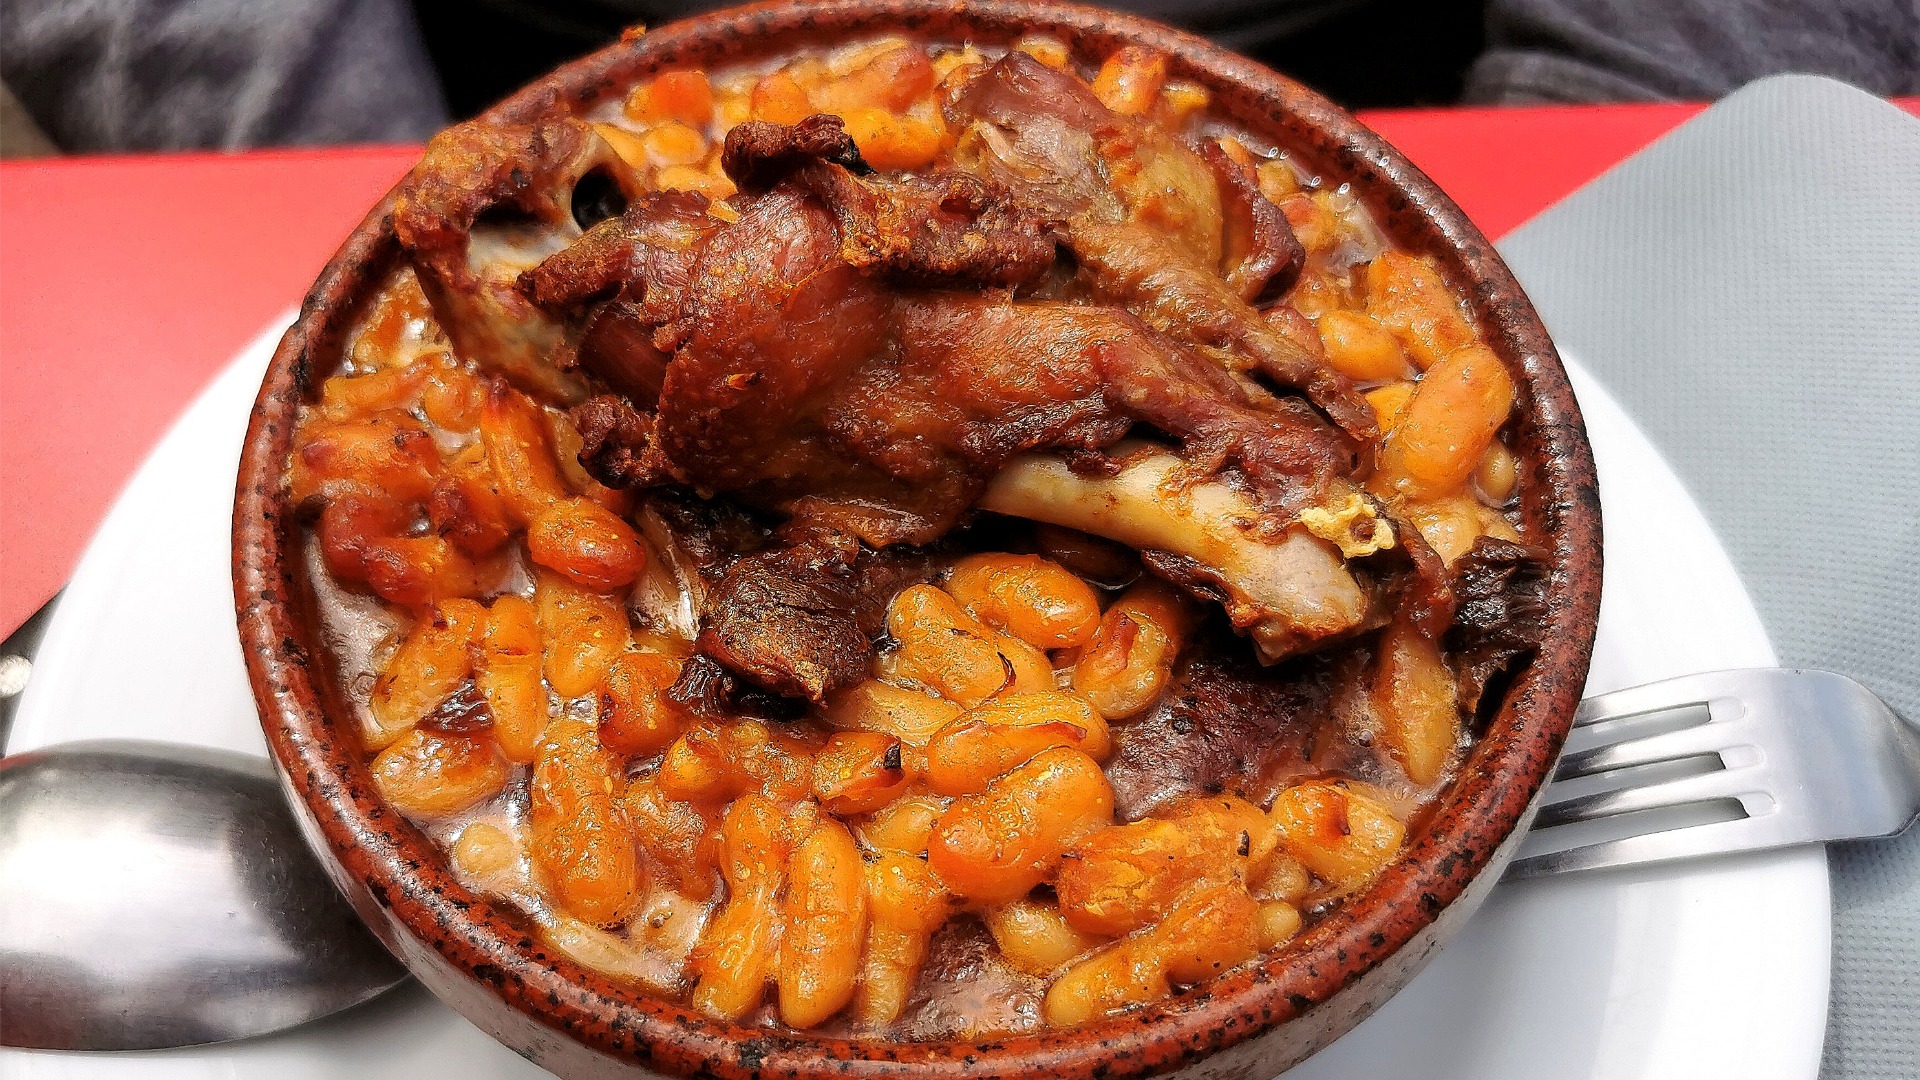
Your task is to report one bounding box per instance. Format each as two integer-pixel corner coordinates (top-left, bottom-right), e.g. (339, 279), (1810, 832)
(286, 32), (1547, 1041)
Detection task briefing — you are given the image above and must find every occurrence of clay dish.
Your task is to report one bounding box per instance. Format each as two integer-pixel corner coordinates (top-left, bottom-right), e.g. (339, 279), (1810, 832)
(234, 2), (1602, 1076)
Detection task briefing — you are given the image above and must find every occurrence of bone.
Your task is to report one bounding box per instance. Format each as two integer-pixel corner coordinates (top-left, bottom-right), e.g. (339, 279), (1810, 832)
(979, 445), (1373, 662)
(394, 119), (646, 404)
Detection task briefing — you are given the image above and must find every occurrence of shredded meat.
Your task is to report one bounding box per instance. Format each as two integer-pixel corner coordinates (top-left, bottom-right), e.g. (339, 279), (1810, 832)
(697, 547), (873, 702)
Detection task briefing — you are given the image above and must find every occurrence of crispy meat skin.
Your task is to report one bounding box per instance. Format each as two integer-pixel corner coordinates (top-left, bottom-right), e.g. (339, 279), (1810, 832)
(510, 119), (1351, 557)
(510, 111), (1406, 690)
(519, 189), (726, 404)
(388, 88), (1457, 693)
(396, 120), (598, 291)
(722, 113), (873, 186)
(946, 53), (1373, 439)
(571, 394), (657, 489)
(543, 121), (1357, 539)
(725, 115), (1061, 287)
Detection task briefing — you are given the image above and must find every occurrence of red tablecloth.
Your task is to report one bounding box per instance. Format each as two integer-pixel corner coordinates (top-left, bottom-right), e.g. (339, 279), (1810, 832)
(2, 99), (1914, 637)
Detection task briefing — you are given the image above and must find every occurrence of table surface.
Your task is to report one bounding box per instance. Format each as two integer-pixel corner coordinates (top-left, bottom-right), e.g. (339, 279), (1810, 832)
(3, 97), (1916, 637)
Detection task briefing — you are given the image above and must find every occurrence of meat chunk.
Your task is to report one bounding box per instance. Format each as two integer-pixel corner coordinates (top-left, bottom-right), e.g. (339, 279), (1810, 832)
(723, 115), (1061, 287)
(697, 547), (873, 702)
(945, 53), (1373, 439)
(518, 189), (727, 404)
(646, 186), (919, 533)
(1446, 537), (1549, 723)
(693, 537), (945, 703)
(1103, 643), (1374, 821)
(389, 96), (1447, 691)
(1076, 220), (1369, 435)
(938, 54), (1124, 223)
(570, 394), (657, 489)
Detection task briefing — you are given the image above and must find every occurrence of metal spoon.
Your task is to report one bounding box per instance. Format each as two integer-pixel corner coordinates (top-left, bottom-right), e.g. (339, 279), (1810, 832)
(0, 739), (408, 1050)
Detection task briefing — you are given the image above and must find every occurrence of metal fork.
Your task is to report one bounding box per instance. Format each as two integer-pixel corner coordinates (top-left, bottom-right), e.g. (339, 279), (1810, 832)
(1506, 668), (1920, 879)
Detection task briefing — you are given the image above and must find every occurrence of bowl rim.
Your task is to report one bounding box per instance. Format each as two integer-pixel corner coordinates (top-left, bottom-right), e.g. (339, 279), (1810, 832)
(233, 1), (1602, 1075)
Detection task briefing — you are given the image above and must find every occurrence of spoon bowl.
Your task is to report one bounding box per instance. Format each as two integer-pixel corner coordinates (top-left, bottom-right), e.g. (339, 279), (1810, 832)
(0, 740), (407, 1051)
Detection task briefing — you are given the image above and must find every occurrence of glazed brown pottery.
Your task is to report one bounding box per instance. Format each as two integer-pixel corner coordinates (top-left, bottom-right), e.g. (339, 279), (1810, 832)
(233, 2), (1603, 1076)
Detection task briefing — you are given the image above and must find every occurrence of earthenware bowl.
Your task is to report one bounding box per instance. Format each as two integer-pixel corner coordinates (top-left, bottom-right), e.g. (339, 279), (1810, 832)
(233, 1), (1603, 1075)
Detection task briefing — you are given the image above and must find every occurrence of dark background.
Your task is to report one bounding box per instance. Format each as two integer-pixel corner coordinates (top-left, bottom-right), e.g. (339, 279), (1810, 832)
(412, 0), (1487, 120)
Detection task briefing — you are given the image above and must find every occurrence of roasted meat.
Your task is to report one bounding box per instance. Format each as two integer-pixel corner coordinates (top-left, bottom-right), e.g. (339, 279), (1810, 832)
(394, 118), (645, 402)
(1103, 642), (1381, 821)
(723, 115), (1062, 287)
(1446, 537), (1550, 723)
(391, 99), (1448, 696)
(694, 538), (947, 703)
(1201, 140), (1306, 305)
(943, 53), (1373, 438)
(517, 188), (726, 405)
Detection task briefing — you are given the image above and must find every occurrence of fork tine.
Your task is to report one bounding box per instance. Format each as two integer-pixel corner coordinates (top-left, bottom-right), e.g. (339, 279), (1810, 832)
(1534, 768), (1754, 830)
(1515, 670), (1920, 879)
(1505, 816), (1774, 880)
(1570, 670), (1755, 727)
(1556, 720), (1748, 780)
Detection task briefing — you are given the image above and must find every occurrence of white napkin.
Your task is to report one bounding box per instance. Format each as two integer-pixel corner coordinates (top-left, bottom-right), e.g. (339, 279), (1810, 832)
(1496, 73), (1920, 1079)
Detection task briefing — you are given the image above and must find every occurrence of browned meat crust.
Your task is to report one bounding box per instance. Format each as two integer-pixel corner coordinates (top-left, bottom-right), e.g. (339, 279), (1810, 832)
(518, 189), (721, 315)
(1200, 140), (1305, 305)
(570, 394), (658, 489)
(396, 120), (602, 292)
(558, 179), (1356, 542)
(384, 73), (1458, 697)
(721, 112), (874, 189)
(724, 115), (1062, 287)
(946, 53), (1374, 440)
(519, 189), (726, 404)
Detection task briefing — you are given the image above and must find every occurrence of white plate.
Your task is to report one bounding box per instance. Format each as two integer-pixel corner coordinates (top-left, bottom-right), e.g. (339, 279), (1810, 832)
(3, 320), (1830, 1080)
